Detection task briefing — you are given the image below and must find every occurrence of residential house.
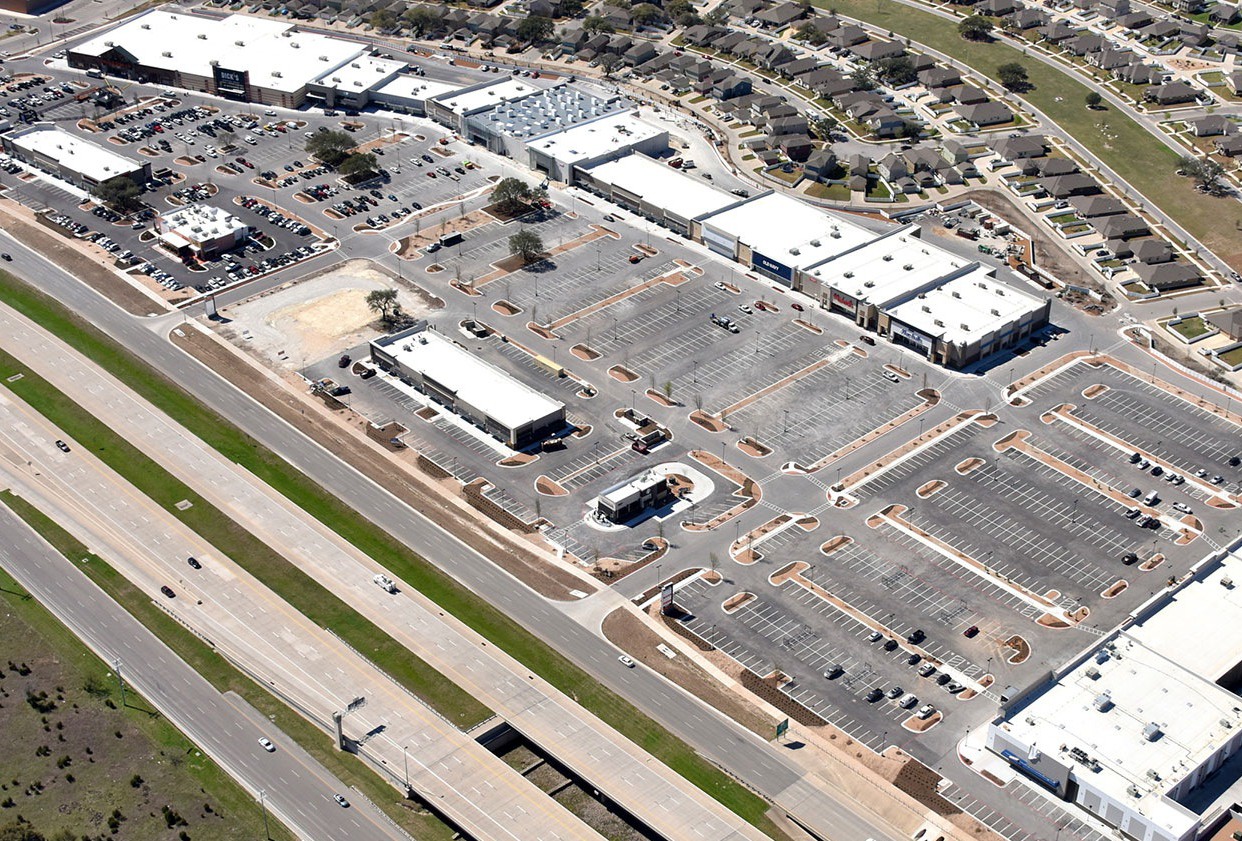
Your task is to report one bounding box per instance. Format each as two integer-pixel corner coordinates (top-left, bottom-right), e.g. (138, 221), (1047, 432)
(681, 24), (725, 45)
(560, 22), (588, 52)
(1040, 21), (1079, 43)
(623, 41), (657, 65)
(712, 31), (747, 53)
(1131, 239), (1173, 264)
(956, 100), (1014, 126)
(712, 74), (753, 99)
(801, 68), (853, 97)
(1093, 213), (1149, 239)
(992, 134), (1048, 160)
(1107, 239), (1134, 260)
(727, 0), (766, 16)
(1206, 308), (1242, 340)
(905, 146), (947, 173)
(1090, 48), (1134, 72)
(851, 39), (906, 62)
(804, 146), (840, 182)
(1041, 173), (1101, 197)
(1114, 62), (1158, 85)
(1212, 3), (1240, 24)
(767, 114), (810, 135)
(827, 24), (869, 48)
(1096, 0), (1130, 17)
(758, 42), (796, 70)
(1189, 115), (1232, 137)
(1031, 157), (1078, 177)
(1066, 33), (1104, 56)
(756, 1), (808, 29)
(1114, 10), (1152, 29)
(918, 67), (961, 89)
(946, 84), (989, 104)
(877, 152), (908, 180)
(1169, 0), (1204, 12)
(1134, 261), (1200, 291)
(1144, 82), (1199, 105)
(1179, 23), (1211, 46)
(1138, 20), (1180, 42)
(526, 0), (556, 18)
(1007, 8), (1047, 29)
(1216, 134), (1242, 156)
(845, 153), (870, 176)
(1070, 195), (1126, 217)
(777, 134), (814, 161)
(781, 56), (821, 78)
(1227, 69), (1242, 95)
(978, 0), (1018, 15)
(940, 139), (973, 164)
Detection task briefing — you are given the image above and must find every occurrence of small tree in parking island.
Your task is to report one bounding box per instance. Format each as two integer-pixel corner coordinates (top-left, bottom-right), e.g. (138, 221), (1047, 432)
(509, 229), (545, 264)
(92, 176), (142, 213)
(365, 288), (400, 324)
(305, 129), (355, 166)
(339, 152), (379, 182)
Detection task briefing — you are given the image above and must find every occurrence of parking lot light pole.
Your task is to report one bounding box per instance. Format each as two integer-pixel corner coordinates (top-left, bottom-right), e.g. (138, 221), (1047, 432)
(259, 789), (271, 839)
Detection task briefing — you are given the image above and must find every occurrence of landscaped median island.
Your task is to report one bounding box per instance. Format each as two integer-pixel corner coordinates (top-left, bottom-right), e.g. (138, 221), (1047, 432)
(813, 0), (1242, 268)
(0, 271), (789, 839)
(0, 491), (460, 841)
(0, 348), (493, 731)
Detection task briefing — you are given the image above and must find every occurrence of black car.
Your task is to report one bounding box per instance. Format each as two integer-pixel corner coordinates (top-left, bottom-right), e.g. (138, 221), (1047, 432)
(54, 439), (70, 453)
(1, 252), (11, 261)
(883, 639), (899, 652)
(187, 556), (202, 570)
(906, 629), (925, 644)
(331, 385), (351, 397)
(865, 688), (884, 703)
(160, 585), (176, 599)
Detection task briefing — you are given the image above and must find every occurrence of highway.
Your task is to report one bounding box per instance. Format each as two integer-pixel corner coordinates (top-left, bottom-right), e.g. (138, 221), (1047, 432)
(0, 504), (408, 841)
(0, 386), (607, 841)
(0, 216), (901, 841)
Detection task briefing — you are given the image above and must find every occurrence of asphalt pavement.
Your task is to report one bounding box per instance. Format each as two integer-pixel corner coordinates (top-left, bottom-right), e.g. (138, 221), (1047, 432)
(0, 503), (408, 841)
(0, 212), (903, 841)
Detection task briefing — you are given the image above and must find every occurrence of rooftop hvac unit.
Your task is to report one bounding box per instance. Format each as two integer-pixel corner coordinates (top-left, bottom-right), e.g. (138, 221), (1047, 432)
(320, 55), (330, 61)
(210, 59), (219, 66)
(274, 71), (283, 78)
(1093, 692), (1113, 712)
(1086, 667), (1101, 680)
(235, 40), (245, 46)
(810, 239), (821, 247)
(960, 323), (970, 331)
(934, 319), (945, 327)
(332, 76), (341, 82)
(883, 254), (893, 261)
(291, 42), (299, 48)
(1223, 577), (1235, 588)
(903, 264), (913, 270)
(997, 289), (1005, 296)
(831, 231), (841, 238)
(1221, 717), (1235, 728)
(105, 40), (113, 46)
(1143, 723), (1162, 741)
(952, 291), (961, 299)
(1146, 769), (1161, 780)
(845, 271), (855, 278)
(1127, 785), (1142, 798)
(991, 308), (1001, 316)
(790, 247), (800, 255)
(921, 305), (931, 313)
(162, 51), (173, 57)
(141, 23), (151, 29)
(197, 33), (207, 39)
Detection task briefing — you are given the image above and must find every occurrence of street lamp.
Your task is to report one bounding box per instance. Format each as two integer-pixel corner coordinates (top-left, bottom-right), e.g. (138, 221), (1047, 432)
(259, 789), (271, 840)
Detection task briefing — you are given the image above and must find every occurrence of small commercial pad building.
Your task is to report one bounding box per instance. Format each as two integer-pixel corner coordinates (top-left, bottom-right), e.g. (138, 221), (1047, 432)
(68, 11), (367, 108)
(156, 204), (250, 261)
(595, 470), (674, 523)
(370, 324), (565, 449)
(3, 123), (150, 191)
(988, 552), (1242, 841)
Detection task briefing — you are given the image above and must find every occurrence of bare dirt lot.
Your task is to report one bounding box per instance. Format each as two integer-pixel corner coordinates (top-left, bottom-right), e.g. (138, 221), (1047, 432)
(218, 259), (437, 369)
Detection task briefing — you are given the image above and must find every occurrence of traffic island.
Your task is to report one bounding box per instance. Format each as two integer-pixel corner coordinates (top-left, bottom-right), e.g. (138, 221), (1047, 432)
(689, 411), (726, 432)
(737, 436), (771, 458)
(608, 365), (639, 383)
(492, 300), (521, 316)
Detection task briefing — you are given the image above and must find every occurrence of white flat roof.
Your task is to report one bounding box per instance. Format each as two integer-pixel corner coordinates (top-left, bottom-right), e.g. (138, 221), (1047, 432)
(73, 11), (364, 94)
(701, 192), (874, 270)
(381, 329), (563, 430)
(314, 55), (405, 93)
(159, 203), (247, 242)
(1127, 552), (1242, 683)
(996, 634), (1242, 838)
(808, 227), (971, 305)
(886, 267), (1045, 346)
(526, 112), (666, 163)
(433, 78), (539, 115)
(10, 124), (143, 183)
(374, 75), (460, 103)
(584, 154), (733, 221)
(600, 469), (667, 507)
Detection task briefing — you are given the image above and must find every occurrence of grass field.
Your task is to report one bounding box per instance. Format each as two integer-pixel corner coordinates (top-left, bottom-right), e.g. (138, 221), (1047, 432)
(0, 534), (289, 841)
(1169, 315), (1211, 340)
(815, 0), (1242, 268)
(0, 351), (492, 731)
(0, 271), (789, 839)
(0, 490), (460, 841)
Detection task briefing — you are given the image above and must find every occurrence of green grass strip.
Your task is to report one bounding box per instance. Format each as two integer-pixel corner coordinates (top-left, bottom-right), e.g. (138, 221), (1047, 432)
(816, 0), (1242, 265)
(0, 489), (459, 841)
(0, 272), (785, 836)
(0, 346), (491, 730)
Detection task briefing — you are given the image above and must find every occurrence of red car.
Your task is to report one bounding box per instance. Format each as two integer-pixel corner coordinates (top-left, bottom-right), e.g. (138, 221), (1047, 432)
(791, 302), (804, 312)
(964, 625), (980, 638)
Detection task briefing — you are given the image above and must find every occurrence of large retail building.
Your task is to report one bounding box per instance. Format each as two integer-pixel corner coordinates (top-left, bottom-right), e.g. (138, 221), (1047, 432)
(3, 123), (150, 190)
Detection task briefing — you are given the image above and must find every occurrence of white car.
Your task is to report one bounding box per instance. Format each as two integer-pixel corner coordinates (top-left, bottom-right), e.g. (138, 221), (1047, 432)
(883, 370), (901, 383)
(258, 738), (275, 752)
(618, 654), (635, 668)
(737, 303), (752, 314)
(373, 573), (397, 593)
(714, 280), (727, 291)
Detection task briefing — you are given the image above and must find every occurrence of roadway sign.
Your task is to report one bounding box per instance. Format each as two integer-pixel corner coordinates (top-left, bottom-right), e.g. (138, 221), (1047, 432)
(775, 718), (789, 740)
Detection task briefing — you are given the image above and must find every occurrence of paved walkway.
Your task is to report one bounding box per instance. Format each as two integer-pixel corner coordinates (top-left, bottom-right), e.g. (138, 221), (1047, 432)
(0, 301), (771, 841)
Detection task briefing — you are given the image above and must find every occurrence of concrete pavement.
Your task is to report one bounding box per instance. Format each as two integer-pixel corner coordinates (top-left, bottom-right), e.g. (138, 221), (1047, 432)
(0, 389), (604, 841)
(0, 502), (408, 841)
